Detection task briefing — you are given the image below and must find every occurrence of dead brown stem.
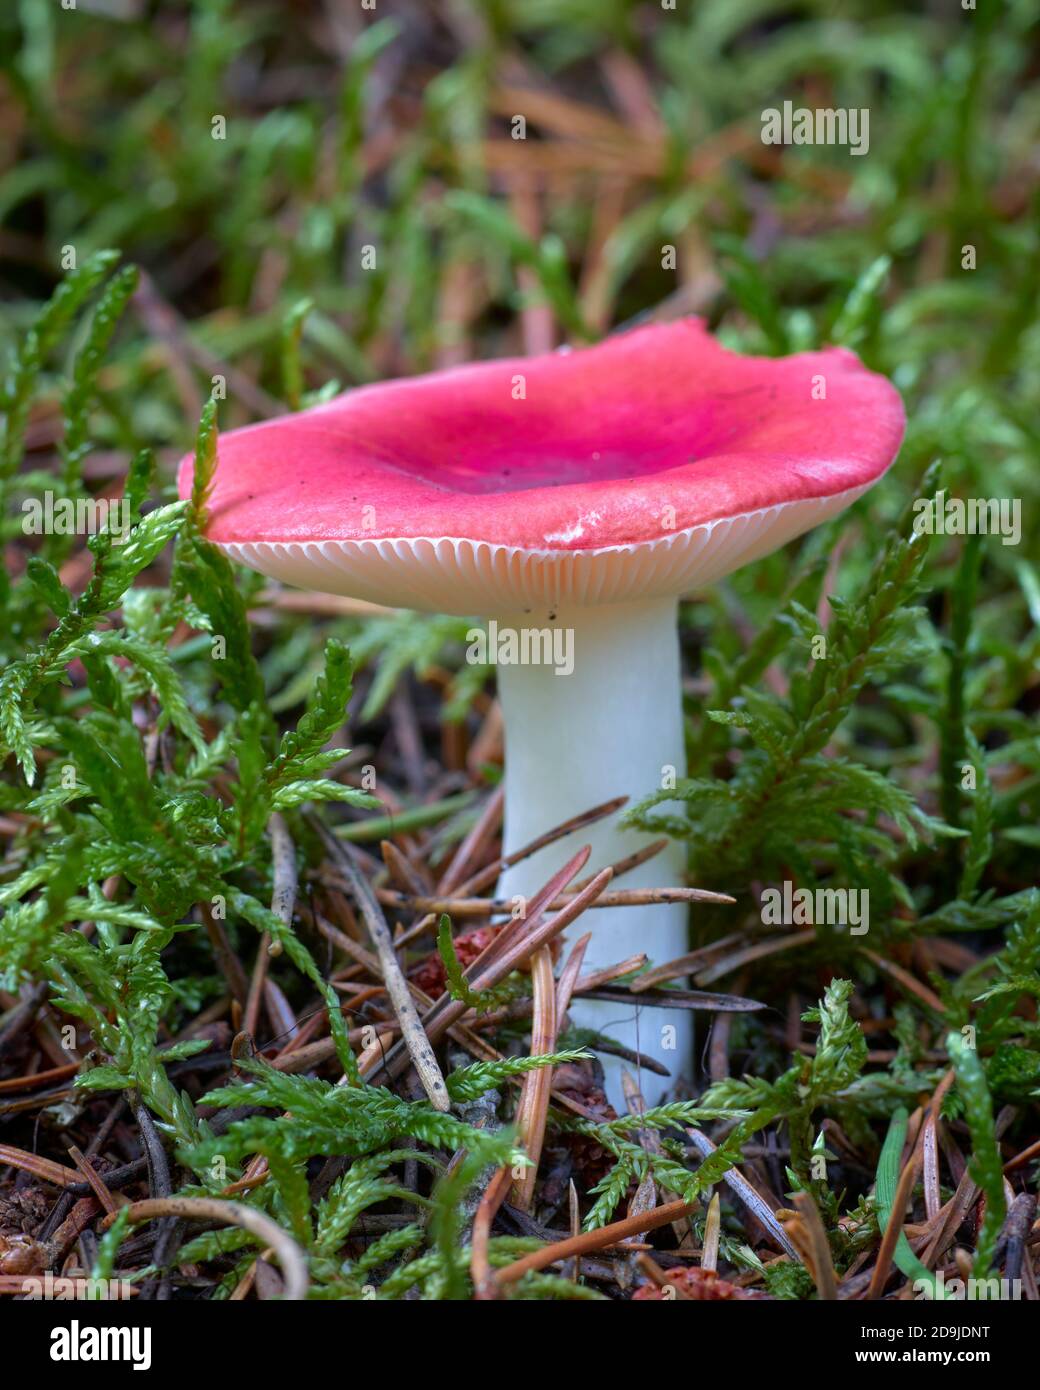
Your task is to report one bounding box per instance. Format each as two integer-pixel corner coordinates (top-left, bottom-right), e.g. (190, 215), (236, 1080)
(377, 885), (734, 917)
(102, 1197), (309, 1300)
(493, 1196), (696, 1289)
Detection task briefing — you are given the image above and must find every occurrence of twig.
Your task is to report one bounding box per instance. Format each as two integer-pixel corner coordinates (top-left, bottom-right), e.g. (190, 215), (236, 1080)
(568, 1181), (581, 1282)
(555, 933), (591, 1020)
(437, 785), (504, 895)
(269, 812), (297, 932)
(0, 1061), (80, 1094)
(1002, 1193), (1037, 1286)
(573, 955), (647, 991)
(311, 817), (450, 1111)
(569, 837), (669, 892)
(130, 1094), (173, 1205)
(920, 1165), (979, 1272)
(702, 1192), (721, 1272)
(380, 838), (428, 896)
(630, 934), (749, 992)
(511, 945), (556, 1211)
(694, 931), (816, 985)
(859, 948), (946, 1016)
(580, 986), (765, 1013)
(129, 1092), (177, 1301)
(1004, 1137), (1040, 1173)
(376, 885), (735, 917)
(0, 1144), (81, 1189)
(52, 1157), (148, 1198)
(471, 1167), (513, 1300)
(66, 1146), (120, 1216)
(452, 795), (627, 897)
(686, 1129), (801, 1261)
(791, 1192), (838, 1299)
(101, 1198), (309, 1300)
(493, 1196), (696, 1289)
(922, 1105), (942, 1223)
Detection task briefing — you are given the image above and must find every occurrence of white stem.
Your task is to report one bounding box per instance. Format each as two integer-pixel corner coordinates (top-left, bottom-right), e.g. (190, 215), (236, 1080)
(495, 596), (691, 1107)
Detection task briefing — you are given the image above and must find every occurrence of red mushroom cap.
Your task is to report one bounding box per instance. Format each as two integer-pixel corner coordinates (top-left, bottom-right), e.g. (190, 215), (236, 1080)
(178, 318), (903, 614)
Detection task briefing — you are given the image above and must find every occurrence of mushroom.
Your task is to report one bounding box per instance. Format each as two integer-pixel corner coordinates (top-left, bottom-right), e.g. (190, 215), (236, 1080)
(179, 318), (904, 1102)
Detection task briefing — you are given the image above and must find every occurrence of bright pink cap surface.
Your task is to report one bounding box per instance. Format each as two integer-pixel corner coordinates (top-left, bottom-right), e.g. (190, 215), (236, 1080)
(178, 319), (903, 550)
